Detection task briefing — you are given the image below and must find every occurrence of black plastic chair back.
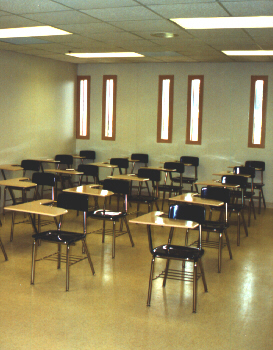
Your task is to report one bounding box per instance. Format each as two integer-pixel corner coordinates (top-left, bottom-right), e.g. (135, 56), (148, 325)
(131, 153), (148, 164)
(245, 160), (265, 171)
(57, 192), (89, 212)
(233, 166), (255, 178)
(78, 164), (98, 177)
(201, 186), (230, 204)
(180, 156), (199, 167)
(221, 175), (247, 188)
(32, 172), (56, 187)
(138, 168), (161, 182)
(103, 179), (129, 195)
(110, 158), (129, 171)
(55, 154), (73, 167)
(168, 204), (205, 224)
(79, 150), (96, 161)
(164, 162), (185, 173)
(21, 160), (40, 172)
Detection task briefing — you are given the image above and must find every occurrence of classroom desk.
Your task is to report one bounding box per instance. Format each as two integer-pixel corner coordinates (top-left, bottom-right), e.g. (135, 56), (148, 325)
(4, 199), (68, 241)
(212, 171), (251, 177)
(169, 192), (224, 207)
(0, 164), (24, 203)
(107, 174), (150, 198)
(194, 180), (240, 189)
(0, 177), (37, 205)
(44, 168), (84, 189)
(31, 159), (60, 172)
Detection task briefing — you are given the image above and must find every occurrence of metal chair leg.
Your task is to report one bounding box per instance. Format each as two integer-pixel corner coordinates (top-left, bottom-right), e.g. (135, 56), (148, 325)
(66, 245), (70, 291)
(112, 221), (116, 259)
(147, 257), (155, 306)
(193, 261), (198, 313)
(31, 240), (37, 285)
(0, 237), (8, 261)
(218, 233), (222, 273)
(82, 239), (95, 275)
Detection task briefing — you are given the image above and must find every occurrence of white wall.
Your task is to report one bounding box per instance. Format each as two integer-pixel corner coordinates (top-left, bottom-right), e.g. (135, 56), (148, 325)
(0, 50), (77, 165)
(76, 62), (273, 206)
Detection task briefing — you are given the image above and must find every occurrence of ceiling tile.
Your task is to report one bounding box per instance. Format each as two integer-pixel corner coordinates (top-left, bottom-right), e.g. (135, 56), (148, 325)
(0, 0), (69, 14)
(52, 0), (138, 10)
(220, 1), (273, 16)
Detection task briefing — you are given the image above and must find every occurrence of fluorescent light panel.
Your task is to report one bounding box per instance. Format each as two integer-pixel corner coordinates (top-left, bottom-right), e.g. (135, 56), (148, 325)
(0, 26), (71, 38)
(223, 50), (273, 56)
(171, 16), (273, 29)
(66, 52), (144, 58)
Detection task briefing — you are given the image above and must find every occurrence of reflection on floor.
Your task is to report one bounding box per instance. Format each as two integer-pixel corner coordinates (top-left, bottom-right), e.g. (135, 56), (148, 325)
(0, 200), (272, 350)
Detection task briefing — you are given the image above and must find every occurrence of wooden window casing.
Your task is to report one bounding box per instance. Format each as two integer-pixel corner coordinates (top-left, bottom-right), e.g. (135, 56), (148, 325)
(186, 75), (204, 145)
(157, 75), (174, 143)
(248, 76), (268, 148)
(76, 76), (90, 139)
(102, 75), (117, 141)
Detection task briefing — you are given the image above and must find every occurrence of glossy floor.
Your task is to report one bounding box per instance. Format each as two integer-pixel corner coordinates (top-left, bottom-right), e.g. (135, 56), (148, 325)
(0, 201), (272, 350)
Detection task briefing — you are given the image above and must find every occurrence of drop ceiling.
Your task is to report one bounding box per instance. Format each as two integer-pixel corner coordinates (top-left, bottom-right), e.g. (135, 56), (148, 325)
(0, 0), (272, 64)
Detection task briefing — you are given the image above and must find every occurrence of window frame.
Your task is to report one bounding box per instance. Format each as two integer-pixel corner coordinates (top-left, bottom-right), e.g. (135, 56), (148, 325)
(157, 75), (174, 143)
(248, 75), (268, 149)
(102, 75), (117, 141)
(186, 75), (204, 145)
(76, 75), (90, 140)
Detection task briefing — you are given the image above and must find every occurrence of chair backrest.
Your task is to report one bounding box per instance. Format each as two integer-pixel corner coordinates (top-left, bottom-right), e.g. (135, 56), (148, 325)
(168, 203), (205, 224)
(201, 186), (230, 203)
(180, 156), (199, 167)
(221, 175), (247, 188)
(164, 162), (185, 173)
(21, 160), (40, 172)
(57, 192), (89, 212)
(233, 166), (255, 178)
(110, 158), (129, 174)
(78, 164), (99, 177)
(103, 179), (129, 195)
(138, 168), (161, 182)
(245, 160), (265, 171)
(131, 153), (148, 164)
(32, 172), (57, 187)
(55, 154), (73, 167)
(79, 150), (96, 161)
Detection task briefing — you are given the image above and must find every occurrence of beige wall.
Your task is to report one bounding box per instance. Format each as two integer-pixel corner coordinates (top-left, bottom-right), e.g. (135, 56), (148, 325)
(76, 62), (273, 205)
(0, 50), (77, 165)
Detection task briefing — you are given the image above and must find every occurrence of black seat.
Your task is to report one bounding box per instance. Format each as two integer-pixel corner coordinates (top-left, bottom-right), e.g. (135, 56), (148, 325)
(78, 164), (99, 185)
(88, 179), (134, 258)
(54, 154), (74, 189)
(80, 150), (96, 162)
(32, 172), (57, 201)
(147, 203), (207, 313)
(110, 158), (129, 175)
(31, 192), (95, 291)
(180, 156), (199, 192)
(190, 186), (232, 273)
(130, 153), (148, 173)
(221, 175), (248, 246)
(128, 168), (161, 215)
(233, 166), (256, 226)
(21, 160), (41, 176)
(245, 160), (266, 213)
(158, 162), (185, 210)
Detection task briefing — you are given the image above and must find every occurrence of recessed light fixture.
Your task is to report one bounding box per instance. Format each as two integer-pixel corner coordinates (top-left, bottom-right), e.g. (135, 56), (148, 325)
(170, 16), (273, 29)
(65, 52), (144, 58)
(222, 50), (273, 56)
(150, 32), (178, 38)
(0, 26), (71, 38)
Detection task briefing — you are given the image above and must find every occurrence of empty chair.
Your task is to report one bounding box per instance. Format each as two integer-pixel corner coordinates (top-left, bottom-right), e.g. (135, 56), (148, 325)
(78, 164), (99, 185)
(55, 154), (74, 169)
(130, 153), (149, 173)
(80, 150), (96, 163)
(180, 156), (199, 192)
(21, 160), (40, 177)
(147, 203), (207, 313)
(88, 179), (134, 258)
(110, 158), (129, 175)
(128, 168), (161, 215)
(221, 175), (248, 246)
(158, 162), (185, 210)
(31, 192), (95, 291)
(233, 166), (256, 226)
(245, 160), (266, 213)
(192, 186), (232, 273)
(32, 172), (57, 201)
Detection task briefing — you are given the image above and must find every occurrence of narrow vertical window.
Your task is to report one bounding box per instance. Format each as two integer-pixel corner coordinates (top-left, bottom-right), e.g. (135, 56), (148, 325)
(157, 75), (174, 143)
(102, 75), (117, 141)
(186, 75), (204, 145)
(248, 76), (268, 148)
(76, 76), (90, 139)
